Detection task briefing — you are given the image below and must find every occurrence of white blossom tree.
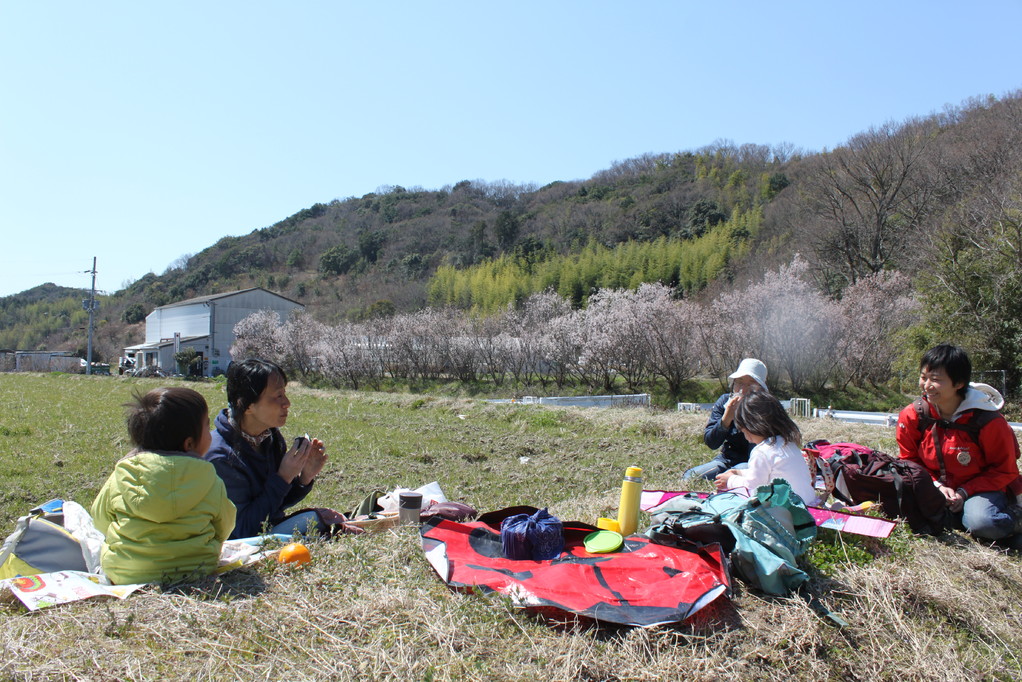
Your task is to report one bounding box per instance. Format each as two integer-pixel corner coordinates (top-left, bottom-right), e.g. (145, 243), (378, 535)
(230, 310), (286, 365)
(317, 321), (382, 389)
(837, 270), (920, 388)
(278, 310), (326, 377)
(633, 283), (703, 395)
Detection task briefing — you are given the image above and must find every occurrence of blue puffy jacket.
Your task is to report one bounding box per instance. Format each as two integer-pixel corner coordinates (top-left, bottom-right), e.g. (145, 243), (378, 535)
(204, 409), (313, 539)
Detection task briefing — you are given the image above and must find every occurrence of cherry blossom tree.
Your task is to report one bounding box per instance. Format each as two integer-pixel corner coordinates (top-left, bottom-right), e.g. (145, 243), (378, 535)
(470, 311), (513, 386)
(696, 257), (841, 393)
(540, 307), (584, 389)
(633, 283), (703, 395)
(278, 310), (326, 378)
(836, 271), (920, 388)
(317, 321), (382, 390)
(509, 291), (574, 387)
(694, 285), (764, 390)
(580, 288), (654, 392)
(230, 310), (286, 365)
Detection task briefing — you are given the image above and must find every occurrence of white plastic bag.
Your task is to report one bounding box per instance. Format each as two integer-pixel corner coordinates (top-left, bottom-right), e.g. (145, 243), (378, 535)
(377, 481), (448, 513)
(62, 501), (106, 575)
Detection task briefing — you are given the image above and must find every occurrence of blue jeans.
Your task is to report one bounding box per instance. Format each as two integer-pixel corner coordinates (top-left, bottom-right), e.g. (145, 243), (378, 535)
(684, 455), (747, 481)
(271, 510), (325, 536)
(961, 491), (1018, 542)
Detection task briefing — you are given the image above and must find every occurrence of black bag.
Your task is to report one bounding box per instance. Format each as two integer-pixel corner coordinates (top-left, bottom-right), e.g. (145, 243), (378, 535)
(807, 440), (949, 535)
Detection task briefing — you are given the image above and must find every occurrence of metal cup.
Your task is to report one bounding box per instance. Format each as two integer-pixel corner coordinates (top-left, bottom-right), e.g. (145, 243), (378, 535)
(398, 492), (423, 526)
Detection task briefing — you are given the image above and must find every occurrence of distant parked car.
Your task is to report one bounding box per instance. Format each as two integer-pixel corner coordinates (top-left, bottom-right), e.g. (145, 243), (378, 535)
(78, 359), (111, 375)
(130, 365), (168, 378)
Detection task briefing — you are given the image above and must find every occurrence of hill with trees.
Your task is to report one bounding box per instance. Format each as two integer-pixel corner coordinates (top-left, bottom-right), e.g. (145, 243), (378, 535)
(3, 90), (1021, 393)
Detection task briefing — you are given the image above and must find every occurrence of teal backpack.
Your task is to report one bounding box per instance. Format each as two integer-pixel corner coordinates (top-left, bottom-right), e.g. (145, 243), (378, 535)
(647, 480), (817, 596)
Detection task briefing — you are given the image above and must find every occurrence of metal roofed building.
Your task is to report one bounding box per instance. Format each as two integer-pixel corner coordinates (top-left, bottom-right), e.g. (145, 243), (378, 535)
(122, 287), (303, 377)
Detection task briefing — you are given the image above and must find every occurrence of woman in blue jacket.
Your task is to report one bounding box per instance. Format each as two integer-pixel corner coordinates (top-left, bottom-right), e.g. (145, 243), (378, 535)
(205, 358), (329, 539)
(684, 358), (769, 480)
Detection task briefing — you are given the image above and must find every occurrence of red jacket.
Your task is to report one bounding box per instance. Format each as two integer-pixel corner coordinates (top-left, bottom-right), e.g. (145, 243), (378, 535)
(897, 391), (1020, 497)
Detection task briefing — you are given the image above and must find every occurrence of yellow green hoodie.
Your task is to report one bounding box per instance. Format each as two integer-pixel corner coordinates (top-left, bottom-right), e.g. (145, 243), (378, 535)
(91, 451), (236, 584)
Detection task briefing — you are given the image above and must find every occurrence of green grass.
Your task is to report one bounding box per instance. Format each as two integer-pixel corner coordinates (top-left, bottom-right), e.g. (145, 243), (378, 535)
(1, 372), (1021, 681)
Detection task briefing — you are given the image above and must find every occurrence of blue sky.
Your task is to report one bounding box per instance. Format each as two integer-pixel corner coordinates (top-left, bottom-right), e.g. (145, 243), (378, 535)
(2, 1), (1021, 298)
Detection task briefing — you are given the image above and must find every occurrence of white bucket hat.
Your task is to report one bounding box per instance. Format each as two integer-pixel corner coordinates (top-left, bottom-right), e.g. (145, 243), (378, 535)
(728, 358), (768, 391)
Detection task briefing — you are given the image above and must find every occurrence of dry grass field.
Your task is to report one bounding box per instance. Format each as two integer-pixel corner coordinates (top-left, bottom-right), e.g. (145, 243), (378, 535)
(1, 373), (1020, 681)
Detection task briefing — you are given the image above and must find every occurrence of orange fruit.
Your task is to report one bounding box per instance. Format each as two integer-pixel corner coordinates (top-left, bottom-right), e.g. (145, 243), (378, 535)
(278, 542), (311, 566)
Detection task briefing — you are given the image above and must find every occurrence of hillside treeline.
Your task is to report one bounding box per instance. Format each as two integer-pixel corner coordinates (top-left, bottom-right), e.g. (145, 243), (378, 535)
(427, 91), (1022, 392)
(128, 137), (791, 317)
(231, 258), (917, 399)
(0, 284), (103, 357)
(3, 90), (1022, 392)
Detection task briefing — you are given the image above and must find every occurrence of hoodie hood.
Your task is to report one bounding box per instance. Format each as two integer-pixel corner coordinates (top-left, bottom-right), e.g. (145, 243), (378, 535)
(954, 382), (1004, 416)
(118, 451), (222, 524)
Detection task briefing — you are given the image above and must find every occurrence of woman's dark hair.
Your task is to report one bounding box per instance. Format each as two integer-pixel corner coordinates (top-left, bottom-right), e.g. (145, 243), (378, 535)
(920, 343), (971, 399)
(226, 358), (288, 421)
(126, 387), (208, 452)
(733, 391), (801, 445)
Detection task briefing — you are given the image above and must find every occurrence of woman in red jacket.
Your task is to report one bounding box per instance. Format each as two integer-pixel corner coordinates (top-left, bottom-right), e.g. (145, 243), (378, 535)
(896, 344), (1022, 546)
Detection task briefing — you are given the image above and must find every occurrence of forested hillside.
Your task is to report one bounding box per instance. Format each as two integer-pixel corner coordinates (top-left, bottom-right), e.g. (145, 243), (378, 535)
(3, 90), (1021, 390)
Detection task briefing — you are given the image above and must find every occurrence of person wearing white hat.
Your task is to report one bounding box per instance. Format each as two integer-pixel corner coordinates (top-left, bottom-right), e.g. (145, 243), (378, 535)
(683, 358), (769, 480)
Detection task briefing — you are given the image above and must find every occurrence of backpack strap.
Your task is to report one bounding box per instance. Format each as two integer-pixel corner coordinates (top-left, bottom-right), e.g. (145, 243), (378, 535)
(950, 409), (1000, 443)
(931, 422), (949, 486)
(913, 398), (935, 433)
(798, 584), (849, 628)
(915, 398), (1000, 445)
(914, 398), (944, 481)
(916, 399), (1002, 485)
(889, 460), (907, 508)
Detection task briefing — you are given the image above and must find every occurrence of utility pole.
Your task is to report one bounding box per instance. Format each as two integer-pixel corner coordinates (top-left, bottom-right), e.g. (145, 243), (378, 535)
(84, 257), (98, 375)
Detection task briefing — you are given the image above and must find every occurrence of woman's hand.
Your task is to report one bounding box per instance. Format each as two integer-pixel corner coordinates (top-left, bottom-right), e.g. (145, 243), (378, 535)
(278, 438), (312, 483)
(714, 470), (735, 492)
(298, 438), (327, 485)
(937, 484), (964, 512)
(938, 485), (965, 512)
(721, 393), (742, 428)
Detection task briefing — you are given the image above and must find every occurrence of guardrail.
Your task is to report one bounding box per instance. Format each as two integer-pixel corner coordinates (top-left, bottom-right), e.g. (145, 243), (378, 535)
(488, 394), (651, 409)
(677, 398), (813, 417)
(814, 408), (898, 426)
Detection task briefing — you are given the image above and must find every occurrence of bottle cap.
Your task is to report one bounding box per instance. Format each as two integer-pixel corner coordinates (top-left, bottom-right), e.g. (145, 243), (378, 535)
(596, 517), (620, 532)
(624, 466), (643, 479)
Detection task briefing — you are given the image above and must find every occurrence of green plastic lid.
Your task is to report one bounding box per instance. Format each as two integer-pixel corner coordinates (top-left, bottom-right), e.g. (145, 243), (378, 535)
(584, 530), (623, 554)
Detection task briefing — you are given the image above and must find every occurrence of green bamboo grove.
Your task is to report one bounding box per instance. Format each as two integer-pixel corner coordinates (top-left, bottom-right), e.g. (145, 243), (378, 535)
(428, 207), (762, 313)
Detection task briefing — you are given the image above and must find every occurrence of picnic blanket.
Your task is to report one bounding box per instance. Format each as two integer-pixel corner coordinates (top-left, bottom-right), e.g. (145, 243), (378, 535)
(420, 506), (730, 627)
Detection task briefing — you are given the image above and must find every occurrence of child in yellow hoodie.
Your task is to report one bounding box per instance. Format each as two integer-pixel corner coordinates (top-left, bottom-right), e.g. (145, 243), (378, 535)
(91, 387), (236, 584)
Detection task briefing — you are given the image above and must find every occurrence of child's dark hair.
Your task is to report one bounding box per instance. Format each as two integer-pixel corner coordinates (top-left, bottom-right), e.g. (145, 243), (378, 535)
(226, 358), (288, 421)
(734, 391), (801, 445)
(920, 343), (971, 399)
(126, 387), (208, 452)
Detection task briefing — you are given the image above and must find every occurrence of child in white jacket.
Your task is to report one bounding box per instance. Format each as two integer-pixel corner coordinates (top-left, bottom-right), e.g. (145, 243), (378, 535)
(715, 392), (817, 505)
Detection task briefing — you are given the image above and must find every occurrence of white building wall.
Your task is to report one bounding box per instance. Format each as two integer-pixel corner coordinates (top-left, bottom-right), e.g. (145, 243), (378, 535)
(144, 304), (212, 343)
